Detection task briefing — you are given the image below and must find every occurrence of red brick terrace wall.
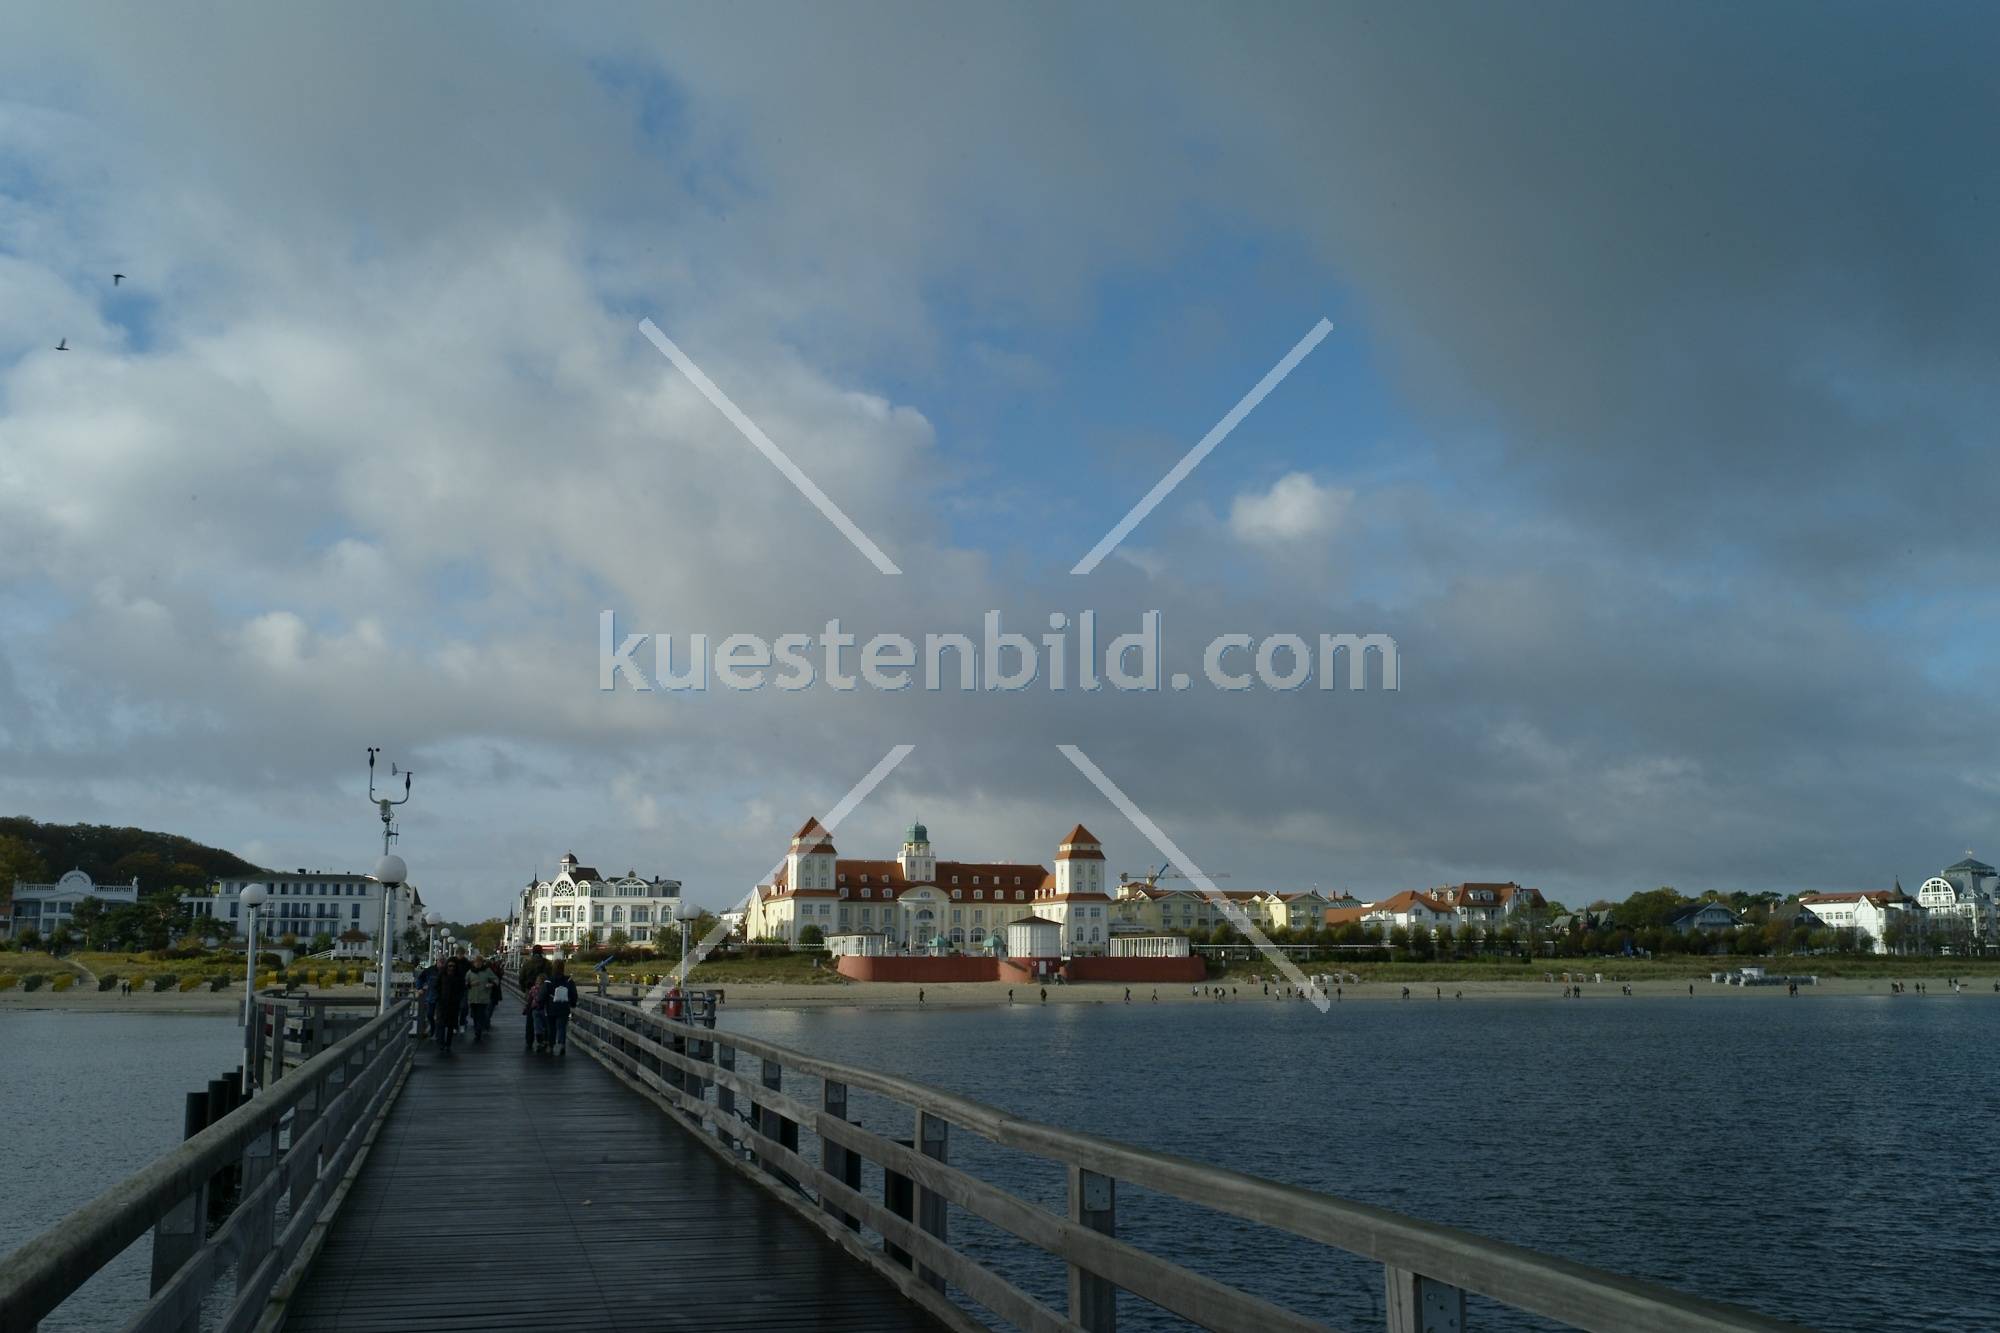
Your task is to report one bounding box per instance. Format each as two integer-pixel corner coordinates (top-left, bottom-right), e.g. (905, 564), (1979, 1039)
(1061, 956), (1208, 984)
(834, 956), (1000, 983)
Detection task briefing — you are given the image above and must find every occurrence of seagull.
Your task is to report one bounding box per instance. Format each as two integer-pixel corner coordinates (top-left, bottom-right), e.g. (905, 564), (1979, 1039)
(112, 273), (125, 286)
(54, 338), (68, 351)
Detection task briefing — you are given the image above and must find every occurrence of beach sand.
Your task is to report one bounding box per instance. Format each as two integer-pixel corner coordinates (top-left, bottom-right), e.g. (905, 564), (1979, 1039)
(3, 975), (1991, 1016)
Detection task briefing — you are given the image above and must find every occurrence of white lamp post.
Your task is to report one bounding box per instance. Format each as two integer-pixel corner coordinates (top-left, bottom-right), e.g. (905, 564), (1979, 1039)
(671, 900), (698, 983)
(424, 911), (443, 963)
(371, 854), (407, 1014)
(239, 883), (268, 1092)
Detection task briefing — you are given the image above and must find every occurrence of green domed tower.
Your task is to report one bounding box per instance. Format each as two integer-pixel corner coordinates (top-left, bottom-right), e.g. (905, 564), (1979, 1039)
(899, 819), (936, 885)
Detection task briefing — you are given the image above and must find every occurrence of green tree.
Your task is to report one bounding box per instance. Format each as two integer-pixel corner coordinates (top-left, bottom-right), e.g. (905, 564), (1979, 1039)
(605, 928), (631, 951)
(47, 923), (76, 955)
(309, 931), (335, 954)
(797, 924), (825, 946)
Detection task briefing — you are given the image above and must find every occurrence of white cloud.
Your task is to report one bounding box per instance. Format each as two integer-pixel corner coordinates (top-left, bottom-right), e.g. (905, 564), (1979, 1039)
(1228, 472), (1351, 545)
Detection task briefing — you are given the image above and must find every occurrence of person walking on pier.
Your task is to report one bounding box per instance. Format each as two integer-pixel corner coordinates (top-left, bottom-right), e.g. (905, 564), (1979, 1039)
(520, 947), (551, 1049)
(546, 964), (579, 1055)
(435, 955), (469, 1056)
(465, 956), (498, 1042)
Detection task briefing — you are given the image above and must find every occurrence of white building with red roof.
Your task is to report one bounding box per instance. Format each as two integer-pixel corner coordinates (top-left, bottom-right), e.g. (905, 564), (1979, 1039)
(745, 819), (1116, 955)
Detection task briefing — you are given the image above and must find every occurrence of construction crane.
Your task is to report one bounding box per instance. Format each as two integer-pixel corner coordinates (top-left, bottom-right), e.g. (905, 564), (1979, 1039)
(1118, 864), (1231, 887)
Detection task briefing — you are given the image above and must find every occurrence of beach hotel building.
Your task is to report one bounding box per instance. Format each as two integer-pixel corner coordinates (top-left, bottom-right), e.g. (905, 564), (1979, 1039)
(749, 819), (1204, 983)
(183, 870), (423, 957)
(1111, 884), (1340, 935)
(746, 820), (1113, 955)
(7, 869), (140, 941)
(502, 852), (683, 958)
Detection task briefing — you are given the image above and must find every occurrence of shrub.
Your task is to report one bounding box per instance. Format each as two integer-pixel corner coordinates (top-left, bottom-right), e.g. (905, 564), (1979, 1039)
(51, 974), (76, 992)
(152, 974), (179, 992)
(257, 951), (282, 968)
(178, 976), (202, 992)
(98, 974), (120, 992)
(0, 974), (17, 990)
(207, 974), (230, 992)
(21, 974), (46, 992)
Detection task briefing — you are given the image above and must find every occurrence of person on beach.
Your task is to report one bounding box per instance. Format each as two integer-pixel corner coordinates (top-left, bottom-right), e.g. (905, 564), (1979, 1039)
(1007, 989), (1014, 1004)
(1124, 988), (1130, 1003)
(1151, 989), (1158, 1002)
(1040, 987), (1047, 1003)
(1689, 984), (1695, 996)
(919, 989), (926, 1005)
(1400, 986), (1409, 1000)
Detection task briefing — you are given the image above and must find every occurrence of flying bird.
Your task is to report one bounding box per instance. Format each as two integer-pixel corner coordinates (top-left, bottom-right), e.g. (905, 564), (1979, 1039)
(112, 273), (125, 286)
(54, 338), (68, 351)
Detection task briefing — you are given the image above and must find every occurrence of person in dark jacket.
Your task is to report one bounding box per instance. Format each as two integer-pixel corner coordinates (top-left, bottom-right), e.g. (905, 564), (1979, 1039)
(435, 955), (469, 1055)
(545, 964), (579, 1055)
(519, 947), (551, 1049)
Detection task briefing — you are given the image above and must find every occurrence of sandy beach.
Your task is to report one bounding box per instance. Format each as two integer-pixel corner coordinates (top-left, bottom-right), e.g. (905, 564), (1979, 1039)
(8, 974), (1990, 1015)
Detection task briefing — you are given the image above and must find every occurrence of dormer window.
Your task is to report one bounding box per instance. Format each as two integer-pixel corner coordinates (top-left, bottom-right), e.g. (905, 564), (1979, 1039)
(838, 872), (847, 883)
(861, 887), (871, 899)
(1014, 876), (1021, 885)
(951, 889), (962, 900)
(1015, 890), (1025, 901)
(972, 875), (980, 885)
(861, 874), (870, 883)
(973, 890), (983, 901)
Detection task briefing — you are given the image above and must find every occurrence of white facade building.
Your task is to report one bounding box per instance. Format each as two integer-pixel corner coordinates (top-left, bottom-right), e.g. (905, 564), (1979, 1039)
(1920, 856), (1997, 949)
(1110, 934), (1190, 958)
(504, 852), (683, 957)
(9, 869), (140, 939)
(185, 870), (422, 954)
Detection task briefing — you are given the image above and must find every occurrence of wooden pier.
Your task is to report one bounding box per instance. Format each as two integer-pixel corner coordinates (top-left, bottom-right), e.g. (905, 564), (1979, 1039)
(0, 986), (1815, 1333)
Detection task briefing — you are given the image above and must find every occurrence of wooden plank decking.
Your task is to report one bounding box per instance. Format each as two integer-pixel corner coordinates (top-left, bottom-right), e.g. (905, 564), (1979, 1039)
(280, 1021), (948, 1332)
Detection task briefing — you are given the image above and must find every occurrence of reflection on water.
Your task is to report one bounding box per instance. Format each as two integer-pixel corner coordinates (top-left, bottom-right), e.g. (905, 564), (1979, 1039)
(0, 1011), (243, 1333)
(721, 995), (2000, 1332)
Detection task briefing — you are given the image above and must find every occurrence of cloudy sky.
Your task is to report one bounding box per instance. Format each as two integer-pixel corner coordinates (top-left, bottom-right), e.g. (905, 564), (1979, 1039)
(3, 3), (1997, 923)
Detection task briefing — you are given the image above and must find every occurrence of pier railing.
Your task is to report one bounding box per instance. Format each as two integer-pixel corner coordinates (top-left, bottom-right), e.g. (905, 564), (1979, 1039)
(566, 988), (1807, 1333)
(0, 997), (413, 1333)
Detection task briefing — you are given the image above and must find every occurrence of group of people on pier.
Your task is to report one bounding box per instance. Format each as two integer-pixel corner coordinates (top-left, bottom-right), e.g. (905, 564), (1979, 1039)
(515, 946), (579, 1055)
(414, 953), (503, 1055)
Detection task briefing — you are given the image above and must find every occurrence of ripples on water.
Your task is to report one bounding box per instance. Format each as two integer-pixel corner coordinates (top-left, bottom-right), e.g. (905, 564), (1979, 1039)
(0, 1011), (244, 1333)
(722, 995), (2000, 1332)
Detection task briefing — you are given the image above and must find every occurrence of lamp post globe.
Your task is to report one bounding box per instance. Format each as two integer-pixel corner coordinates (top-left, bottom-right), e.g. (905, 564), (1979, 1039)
(372, 854), (406, 887)
(238, 884), (268, 1092)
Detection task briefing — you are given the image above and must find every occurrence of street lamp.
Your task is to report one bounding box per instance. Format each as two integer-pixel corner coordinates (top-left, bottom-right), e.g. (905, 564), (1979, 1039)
(239, 883), (268, 1092)
(670, 900), (699, 983)
(370, 853), (407, 1014)
(424, 910), (443, 963)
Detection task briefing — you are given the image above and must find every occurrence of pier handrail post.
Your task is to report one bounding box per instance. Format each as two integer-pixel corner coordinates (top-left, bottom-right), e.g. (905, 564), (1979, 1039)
(146, 1092), (209, 1333)
(820, 1080), (859, 1231)
(238, 1117), (279, 1280)
(716, 1042), (738, 1152)
(1384, 1264), (1467, 1333)
(267, 1000), (288, 1087)
(915, 1110), (949, 1293)
(1068, 1166), (1118, 1332)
